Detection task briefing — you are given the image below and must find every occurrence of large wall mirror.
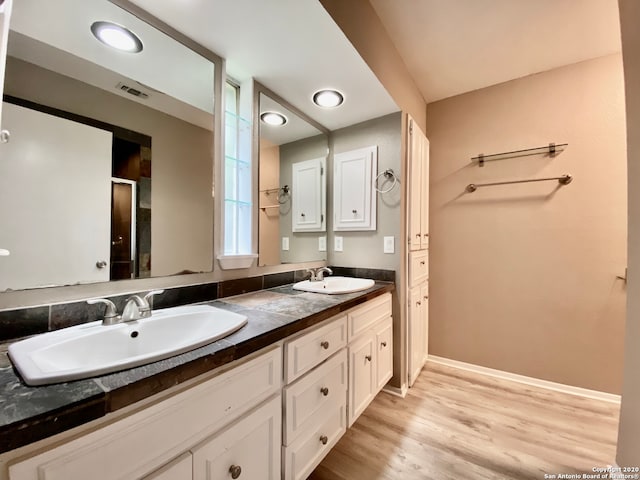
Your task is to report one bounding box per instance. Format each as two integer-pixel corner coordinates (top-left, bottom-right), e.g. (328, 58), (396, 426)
(0, 0), (220, 291)
(257, 86), (329, 267)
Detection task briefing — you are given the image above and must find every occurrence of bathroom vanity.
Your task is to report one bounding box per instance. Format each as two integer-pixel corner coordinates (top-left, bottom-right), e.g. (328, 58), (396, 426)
(0, 284), (393, 480)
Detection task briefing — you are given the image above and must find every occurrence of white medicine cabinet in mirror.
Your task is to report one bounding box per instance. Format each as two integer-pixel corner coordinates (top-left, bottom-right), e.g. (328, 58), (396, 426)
(0, 0), (221, 291)
(257, 86), (329, 267)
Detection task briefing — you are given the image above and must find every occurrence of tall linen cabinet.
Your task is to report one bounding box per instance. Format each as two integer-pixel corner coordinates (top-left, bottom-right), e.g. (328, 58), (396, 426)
(406, 115), (429, 387)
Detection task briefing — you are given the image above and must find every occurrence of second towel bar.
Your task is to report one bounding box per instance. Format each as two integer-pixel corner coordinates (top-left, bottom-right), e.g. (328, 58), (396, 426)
(466, 174), (573, 193)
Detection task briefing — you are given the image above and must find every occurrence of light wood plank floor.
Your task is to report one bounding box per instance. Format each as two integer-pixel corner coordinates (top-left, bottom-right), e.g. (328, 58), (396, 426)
(310, 362), (620, 480)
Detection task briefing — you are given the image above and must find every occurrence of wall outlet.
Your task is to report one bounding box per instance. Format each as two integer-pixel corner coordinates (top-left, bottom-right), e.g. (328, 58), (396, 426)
(383, 236), (395, 254)
(319, 236), (327, 252)
(282, 237), (289, 251)
(334, 236), (343, 252)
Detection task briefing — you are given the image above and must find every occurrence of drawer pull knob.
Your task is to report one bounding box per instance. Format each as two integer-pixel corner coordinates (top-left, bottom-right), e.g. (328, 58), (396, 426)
(320, 386), (329, 396)
(229, 465), (242, 479)
(416, 233), (421, 238)
(416, 301), (422, 306)
(420, 261), (425, 265)
(381, 341), (387, 348)
(423, 295), (428, 300)
(320, 435), (328, 445)
(365, 355), (372, 362)
(320, 340), (330, 349)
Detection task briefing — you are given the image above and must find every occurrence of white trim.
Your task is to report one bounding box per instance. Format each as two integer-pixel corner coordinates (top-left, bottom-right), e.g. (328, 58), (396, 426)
(428, 355), (621, 404)
(382, 383), (408, 398)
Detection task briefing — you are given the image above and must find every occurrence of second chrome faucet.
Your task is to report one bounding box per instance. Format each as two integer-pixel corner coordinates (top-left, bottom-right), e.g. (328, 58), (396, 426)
(305, 267), (333, 282)
(87, 290), (164, 325)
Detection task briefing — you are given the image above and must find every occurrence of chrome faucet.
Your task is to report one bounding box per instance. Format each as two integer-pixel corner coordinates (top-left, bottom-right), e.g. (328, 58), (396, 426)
(305, 267), (333, 282)
(87, 290), (164, 325)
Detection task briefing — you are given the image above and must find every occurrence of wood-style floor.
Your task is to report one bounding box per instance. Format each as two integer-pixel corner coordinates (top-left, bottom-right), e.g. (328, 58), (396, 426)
(310, 362), (620, 480)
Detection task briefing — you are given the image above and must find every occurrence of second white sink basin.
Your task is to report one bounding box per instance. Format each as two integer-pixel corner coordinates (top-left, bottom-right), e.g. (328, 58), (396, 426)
(293, 276), (375, 294)
(8, 304), (247, 386)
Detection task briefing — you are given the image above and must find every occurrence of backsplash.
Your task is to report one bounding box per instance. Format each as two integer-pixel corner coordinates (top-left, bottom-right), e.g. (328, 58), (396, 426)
(0, 267), (394, 342)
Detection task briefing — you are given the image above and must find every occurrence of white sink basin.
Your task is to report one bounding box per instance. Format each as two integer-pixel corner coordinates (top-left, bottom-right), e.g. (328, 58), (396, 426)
(292, 276), (375, 294)
(8, 305), (247, 386)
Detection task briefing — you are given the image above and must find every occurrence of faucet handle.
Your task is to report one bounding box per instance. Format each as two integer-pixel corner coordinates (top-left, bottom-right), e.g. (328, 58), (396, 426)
(143, 289), (164, 305)
(305, 268), (317, 281)
(87, 298), (119, 321)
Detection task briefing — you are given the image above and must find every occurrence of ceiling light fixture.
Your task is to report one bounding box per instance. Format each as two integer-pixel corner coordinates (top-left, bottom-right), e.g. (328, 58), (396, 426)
(91, 21), (143, 53)
(260, 111), (288, 126)
(312, 89), (344, 108)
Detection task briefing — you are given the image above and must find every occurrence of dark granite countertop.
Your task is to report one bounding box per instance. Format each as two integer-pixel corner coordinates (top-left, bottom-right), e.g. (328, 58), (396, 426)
(0, 281), (393, 453)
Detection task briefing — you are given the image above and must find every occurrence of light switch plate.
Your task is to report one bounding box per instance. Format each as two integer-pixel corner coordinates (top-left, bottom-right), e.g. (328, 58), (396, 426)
(319, 236), (327, 252)
(384, 236), (395, 254)
(334, 236), (343, 252)
(282, 237), (289, 251)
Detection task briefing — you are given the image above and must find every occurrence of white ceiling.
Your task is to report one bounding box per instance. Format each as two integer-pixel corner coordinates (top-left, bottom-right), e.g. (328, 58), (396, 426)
(128, 0), (399, 131)
(370, 0), (622, 103)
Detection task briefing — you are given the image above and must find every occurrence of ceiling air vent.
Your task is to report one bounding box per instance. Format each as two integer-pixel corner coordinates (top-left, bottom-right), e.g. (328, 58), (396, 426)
(116, 82), (149, 99)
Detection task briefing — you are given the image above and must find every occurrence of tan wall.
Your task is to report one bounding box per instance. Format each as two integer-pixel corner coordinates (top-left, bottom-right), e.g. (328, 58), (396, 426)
(426, 54), (627, 394)
(258, 141), (281, 266)
(319, 0), (426, 133)
(617, 0), (640, 466)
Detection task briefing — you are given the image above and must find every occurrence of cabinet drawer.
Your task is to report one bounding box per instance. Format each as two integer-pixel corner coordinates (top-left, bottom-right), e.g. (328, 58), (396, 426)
(143, 453), (192, 480)
(347, 293), (391, 340)
(192, 395), (281, 480)
(284, 349), (347, 445)
(285, 316), (347, 383)
(409, 250), (428, 287)
(9, 347), (282, 480)
(283, 400), (347, 480)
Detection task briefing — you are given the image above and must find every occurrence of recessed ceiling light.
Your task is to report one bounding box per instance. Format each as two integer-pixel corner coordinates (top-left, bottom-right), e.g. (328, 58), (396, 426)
(313, 89), (344, 108)
(260, 111), (288, 126)
(91, 21), (143, 53)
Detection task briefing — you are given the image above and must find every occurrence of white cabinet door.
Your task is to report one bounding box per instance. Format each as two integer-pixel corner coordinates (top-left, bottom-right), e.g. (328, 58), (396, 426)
(407, 117), (429, 251)
(408, 284), (426, 387)
(348, 333), (375, 426)
(333, 145), (377, 231)
(292, 157), (325, 232)
(375, 318), (393, 391)
(192, 395), (281, 480)
(420, 134), (430, 249)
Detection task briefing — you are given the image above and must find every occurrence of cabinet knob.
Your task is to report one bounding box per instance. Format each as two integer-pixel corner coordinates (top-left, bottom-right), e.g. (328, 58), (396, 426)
(416, 233), (421, 238)
(320, 340), (329, 350)
(229, 465), (242, 479)
(320, 386), (329, 396)
(381, 341), (387, 348)
(96, 260), (108, 269)
(416, 301), (422, 306)
(319, 435), (328, 445)
(423, 295), (428, 300)
(365, 355), (372, 362)
(420, 261), (425, 265)
(301, 212), (306, 217)
(352, 209), (357, 214)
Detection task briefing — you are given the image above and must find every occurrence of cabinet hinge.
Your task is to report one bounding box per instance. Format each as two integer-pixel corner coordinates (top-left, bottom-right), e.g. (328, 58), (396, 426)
(321, 214), (324, 223)
(409, 123), (413, 134)
(321, 166), (324, 175)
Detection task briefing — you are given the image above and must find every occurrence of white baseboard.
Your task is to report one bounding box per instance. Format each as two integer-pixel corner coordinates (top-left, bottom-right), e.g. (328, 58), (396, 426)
(382, 383), (408, 398)
(428, 355), (621, 404)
